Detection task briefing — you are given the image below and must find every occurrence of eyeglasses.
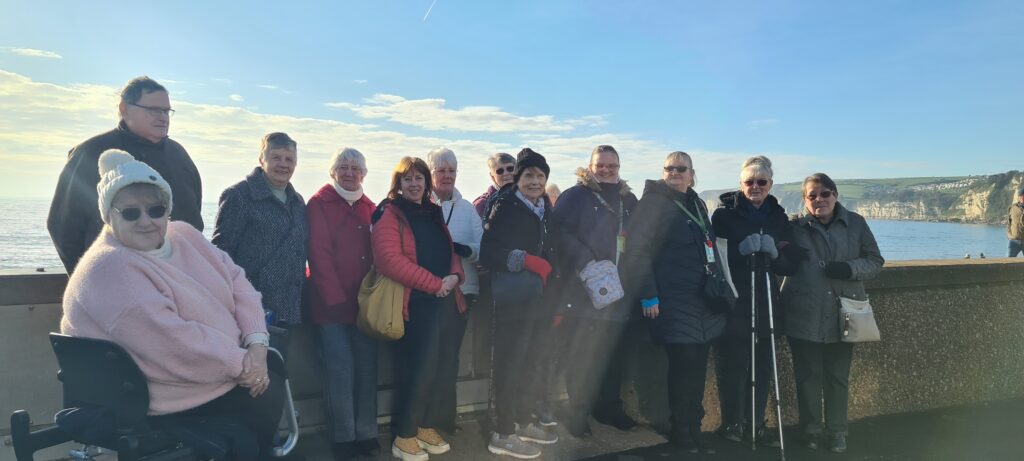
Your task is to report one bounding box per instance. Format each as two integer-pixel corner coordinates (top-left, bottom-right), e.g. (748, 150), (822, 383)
(113, 205), (168, 221)
(495, 166), (515, 175)
(664, 165), (690, 174)
(806, 190), (835, 201)
(593, 163), (620, 170)
(744, 179), (770, 187)
(129, 103), (175, 118)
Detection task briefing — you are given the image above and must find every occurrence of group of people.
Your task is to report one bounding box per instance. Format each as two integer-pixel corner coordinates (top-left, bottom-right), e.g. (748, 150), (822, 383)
(49, 76), (884, 461)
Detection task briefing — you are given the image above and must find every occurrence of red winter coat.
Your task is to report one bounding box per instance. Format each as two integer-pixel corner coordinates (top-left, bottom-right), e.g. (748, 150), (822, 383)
(371, 201), (466, 320)
(306, 184), (375, 325)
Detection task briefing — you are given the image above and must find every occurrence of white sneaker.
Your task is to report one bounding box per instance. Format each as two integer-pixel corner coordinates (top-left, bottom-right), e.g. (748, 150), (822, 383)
(516, 422), (559, 445)
(488, 432), (541, 459)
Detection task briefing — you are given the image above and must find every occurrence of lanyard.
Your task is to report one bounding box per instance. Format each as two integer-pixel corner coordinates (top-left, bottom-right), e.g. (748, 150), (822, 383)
(673, 199), (717, 267)
(673, 199), (708, 239)
(592, 191), (625, 264)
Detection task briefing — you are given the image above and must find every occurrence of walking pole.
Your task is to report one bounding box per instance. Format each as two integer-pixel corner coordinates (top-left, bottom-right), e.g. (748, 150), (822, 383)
(764, 264), (787, 460)
(749, 253), (758, 451)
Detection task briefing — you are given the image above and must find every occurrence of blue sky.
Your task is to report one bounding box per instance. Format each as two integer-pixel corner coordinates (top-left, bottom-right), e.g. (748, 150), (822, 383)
(1, 0), (1021, 201)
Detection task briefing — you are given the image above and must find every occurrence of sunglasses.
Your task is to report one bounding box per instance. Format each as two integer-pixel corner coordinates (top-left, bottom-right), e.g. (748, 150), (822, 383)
(744, 179), (770, 187)
(664, 165), (690, 174)
(113, 205), (168, 221)
(495, 166), (515, 175)
(806, 190), (835, 201)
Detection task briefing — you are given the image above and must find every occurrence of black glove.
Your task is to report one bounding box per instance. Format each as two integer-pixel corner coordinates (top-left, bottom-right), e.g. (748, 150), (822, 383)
(452, 242), (473, 258)
(824, 261), (853, 279)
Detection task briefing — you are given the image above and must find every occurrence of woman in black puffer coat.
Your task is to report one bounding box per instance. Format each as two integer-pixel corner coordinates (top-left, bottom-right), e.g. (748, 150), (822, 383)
(710, 156), (802, 446)
(620, 151), (724, 454)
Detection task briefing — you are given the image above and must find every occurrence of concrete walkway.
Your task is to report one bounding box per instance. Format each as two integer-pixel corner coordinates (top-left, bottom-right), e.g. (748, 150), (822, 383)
(291, 398), (1024, 461)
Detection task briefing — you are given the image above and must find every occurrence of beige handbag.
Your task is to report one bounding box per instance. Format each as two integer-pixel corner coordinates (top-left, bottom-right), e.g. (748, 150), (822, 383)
(579, 260), (624, 310)
(357, 219), (406, 341)
(839, 296), (881, 343)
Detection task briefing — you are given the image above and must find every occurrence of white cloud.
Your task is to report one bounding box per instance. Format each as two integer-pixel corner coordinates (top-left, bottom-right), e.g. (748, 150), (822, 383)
(2, 47), (62, 59)
(0, 69), (829, 203)
(257, 84), (279, 90)
(747, 118), (780, 130)
(353, 79), (368, 84)
(228, 94), (244, 102)
(212, 77), (234, 84)
(326, 94), (607, 133)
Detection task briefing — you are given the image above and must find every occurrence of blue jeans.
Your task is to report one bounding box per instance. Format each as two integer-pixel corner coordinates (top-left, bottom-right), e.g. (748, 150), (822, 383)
(318, 324), (379, 443)
(1009, 240), (1023, 257)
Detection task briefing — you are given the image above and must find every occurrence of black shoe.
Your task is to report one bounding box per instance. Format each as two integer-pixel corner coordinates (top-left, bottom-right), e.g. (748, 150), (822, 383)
(534, 404), (558, 427)
(669, 427), (698, 453)
(593, 407), (637, 431)
(755, 425), (781, 448)
(331, 442), (356, 461)
(693, 431), (717, 455)
(801, 431), (819, 450)
(567, 414), (593, 438)
(717, 423), (744, 443)
(354, 438), (380, 457)
(830, 434), (847, 453)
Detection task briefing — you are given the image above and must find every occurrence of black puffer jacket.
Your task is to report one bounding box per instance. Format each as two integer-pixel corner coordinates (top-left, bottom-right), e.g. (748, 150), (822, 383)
(711, 191), (800, 338)
(480, 188), (563, 318)
(621, 180), (725, 345)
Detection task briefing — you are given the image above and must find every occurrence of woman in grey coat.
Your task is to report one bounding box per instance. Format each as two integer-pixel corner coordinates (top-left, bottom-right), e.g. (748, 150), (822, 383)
(780, 173), (883, 454)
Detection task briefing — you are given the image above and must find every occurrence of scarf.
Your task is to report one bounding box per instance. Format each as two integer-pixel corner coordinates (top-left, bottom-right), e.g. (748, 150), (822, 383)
(333, 183), (364, 204)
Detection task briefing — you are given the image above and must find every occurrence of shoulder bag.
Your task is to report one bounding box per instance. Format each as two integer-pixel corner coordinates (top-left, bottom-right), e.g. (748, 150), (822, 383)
(839, 296), (881, 342)
(357, 217), (406, 340)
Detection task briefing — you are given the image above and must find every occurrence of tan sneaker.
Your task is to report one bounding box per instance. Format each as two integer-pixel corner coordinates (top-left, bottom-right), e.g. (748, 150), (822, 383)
(416, 427), (451, 454)
(392, 436), (428, 461)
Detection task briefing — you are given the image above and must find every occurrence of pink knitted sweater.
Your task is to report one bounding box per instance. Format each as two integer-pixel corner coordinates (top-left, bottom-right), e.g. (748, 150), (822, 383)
(61, 221), (267, 415)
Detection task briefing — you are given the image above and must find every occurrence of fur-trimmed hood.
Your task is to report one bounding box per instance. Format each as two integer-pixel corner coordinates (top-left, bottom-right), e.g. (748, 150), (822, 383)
(574, 167), (632, 196)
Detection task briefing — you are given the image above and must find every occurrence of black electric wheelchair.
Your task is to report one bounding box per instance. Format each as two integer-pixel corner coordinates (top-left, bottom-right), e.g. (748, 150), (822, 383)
(10, 333), (299, 461)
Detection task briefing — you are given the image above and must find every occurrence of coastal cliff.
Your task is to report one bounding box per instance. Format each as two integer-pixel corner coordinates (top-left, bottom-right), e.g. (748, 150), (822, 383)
(702, 171), (1024, 224)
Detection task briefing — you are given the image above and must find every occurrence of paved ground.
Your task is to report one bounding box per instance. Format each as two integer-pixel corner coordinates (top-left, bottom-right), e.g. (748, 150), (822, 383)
(290, 398), (1024, 461)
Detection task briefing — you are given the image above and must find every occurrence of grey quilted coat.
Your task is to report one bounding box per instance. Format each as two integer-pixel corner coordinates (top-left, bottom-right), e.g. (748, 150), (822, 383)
(780, 203), (884, 343)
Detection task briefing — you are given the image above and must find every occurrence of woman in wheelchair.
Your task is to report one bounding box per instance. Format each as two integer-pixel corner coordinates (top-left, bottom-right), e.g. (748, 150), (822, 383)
(60, 149), (286, 460)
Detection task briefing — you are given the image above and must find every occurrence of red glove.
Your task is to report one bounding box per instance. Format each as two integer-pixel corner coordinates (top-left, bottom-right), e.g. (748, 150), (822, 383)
(523, 254), (552, 285)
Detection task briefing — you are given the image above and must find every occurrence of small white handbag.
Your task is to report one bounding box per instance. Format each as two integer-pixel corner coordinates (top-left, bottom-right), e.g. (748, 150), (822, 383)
(579, 259), (625, 310)
(839, 296), (881, 343)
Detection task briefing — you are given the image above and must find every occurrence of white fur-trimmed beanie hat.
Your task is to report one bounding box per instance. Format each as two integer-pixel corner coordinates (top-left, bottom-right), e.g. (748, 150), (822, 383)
(96, 149), (173, 223)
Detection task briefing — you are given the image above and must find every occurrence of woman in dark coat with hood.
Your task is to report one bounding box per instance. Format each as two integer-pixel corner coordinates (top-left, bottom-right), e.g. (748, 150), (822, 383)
(552, 145), (639, 438)
(480, 148), (562, 459)
(710, 156), (801, 447)
(621, 151), (725, 454)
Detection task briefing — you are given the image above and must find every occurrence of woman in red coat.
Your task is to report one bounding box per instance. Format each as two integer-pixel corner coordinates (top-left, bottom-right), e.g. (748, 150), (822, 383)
(306, 148), (379, 461)
(371, 156), (466, 461)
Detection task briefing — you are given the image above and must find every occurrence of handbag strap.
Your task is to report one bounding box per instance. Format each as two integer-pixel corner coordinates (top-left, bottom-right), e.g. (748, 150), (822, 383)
(590, 190), (624, 264)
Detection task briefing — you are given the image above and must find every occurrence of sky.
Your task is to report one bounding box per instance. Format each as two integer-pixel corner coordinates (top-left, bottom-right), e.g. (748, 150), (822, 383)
(1, 0), (1022, 203)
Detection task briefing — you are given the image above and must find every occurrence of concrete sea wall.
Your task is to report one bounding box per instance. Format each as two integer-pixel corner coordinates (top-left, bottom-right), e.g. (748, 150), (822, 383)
(2, 259), (1024, 454)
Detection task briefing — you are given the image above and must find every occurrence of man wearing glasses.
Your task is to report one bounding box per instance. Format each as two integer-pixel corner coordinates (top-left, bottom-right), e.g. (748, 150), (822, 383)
(48, 76), (203, 273)
(473, 152), (516, 222)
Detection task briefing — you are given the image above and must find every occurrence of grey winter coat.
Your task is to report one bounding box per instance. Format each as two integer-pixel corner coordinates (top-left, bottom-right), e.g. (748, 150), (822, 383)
(212, 168), (308, 325)
(780, 203), (884, 343)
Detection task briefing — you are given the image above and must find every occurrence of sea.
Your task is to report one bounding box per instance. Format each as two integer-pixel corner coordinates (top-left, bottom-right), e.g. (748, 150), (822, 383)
(0, 197), (1014, 271)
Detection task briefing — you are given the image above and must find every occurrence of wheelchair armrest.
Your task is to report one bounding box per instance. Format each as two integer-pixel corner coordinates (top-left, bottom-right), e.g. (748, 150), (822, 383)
(266, 347), (288, 379)
(10, 410), (73, 461)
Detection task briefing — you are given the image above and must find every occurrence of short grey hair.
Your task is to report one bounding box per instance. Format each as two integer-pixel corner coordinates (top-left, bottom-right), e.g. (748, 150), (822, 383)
(259, 132), (297, 161)
(330, 147), (367, 175)
(740, 155), (773, 180)
(427, 147), (458, 170)
(486, 152), (516, 171)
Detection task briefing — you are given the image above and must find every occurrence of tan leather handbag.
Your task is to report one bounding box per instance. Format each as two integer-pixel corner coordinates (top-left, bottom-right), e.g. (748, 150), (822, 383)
(357, 218), (406, 340)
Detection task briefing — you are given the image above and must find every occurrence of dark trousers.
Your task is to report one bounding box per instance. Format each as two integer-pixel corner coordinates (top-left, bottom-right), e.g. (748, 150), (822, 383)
(158, 372), (285, 460)
(318, 323), (379, 443)
(493, 306), (552, 435)
(788, 337), (854, 436)
(664, 342), (712, 433)
(427, 298), (469, 431)
(715, 336), (774, 427)
(563, 317), (628, 419)
(1009, 239), (1022, 257)
(392, 297), (445, 438)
